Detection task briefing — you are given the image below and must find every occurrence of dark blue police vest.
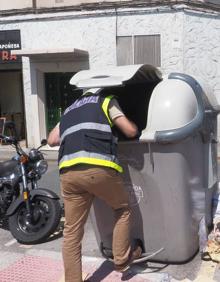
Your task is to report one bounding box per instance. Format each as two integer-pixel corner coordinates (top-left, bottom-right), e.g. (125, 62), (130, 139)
(58, 93), (123, 172)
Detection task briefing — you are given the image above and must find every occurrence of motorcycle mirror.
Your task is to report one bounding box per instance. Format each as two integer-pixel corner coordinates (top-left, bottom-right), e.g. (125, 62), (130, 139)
(41, 139), (47, 146)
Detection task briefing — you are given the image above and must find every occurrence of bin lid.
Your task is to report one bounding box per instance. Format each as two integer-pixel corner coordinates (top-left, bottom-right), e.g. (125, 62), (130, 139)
(70, 64), (162, 88)
(140, 72), (220, 143)
(70, 65), (220, 144)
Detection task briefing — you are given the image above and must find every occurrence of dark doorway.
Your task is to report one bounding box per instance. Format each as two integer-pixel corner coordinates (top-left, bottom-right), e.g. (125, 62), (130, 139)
(0, 70), (25, 141)
(45, 72), (83, 134)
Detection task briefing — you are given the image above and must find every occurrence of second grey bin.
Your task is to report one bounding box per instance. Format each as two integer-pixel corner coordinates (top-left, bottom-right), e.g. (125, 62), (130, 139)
(70, 64), (219, 262)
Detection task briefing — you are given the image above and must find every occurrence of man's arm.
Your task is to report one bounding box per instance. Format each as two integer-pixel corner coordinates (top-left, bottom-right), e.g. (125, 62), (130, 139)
(113, 116), (138, 138)
(108, 98), (138, 138)
(47, 124), (60, 147)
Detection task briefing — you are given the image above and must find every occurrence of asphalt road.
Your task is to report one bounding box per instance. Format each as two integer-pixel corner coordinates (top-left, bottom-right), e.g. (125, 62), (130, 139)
(0, 160), (219, 281)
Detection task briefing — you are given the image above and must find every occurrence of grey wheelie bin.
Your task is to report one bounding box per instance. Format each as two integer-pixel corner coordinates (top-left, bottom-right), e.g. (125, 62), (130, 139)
(70, 64), (220, 263)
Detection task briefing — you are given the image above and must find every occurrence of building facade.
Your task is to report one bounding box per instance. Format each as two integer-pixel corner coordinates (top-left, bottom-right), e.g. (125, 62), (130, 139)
(0, 0), (219, 147)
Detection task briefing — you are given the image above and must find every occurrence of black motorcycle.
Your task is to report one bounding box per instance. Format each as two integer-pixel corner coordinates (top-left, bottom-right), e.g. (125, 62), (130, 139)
(0, 133), (61, 244)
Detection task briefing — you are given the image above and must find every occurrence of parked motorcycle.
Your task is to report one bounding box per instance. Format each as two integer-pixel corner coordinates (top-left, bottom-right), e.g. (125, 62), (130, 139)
(0, 133), (61, 244)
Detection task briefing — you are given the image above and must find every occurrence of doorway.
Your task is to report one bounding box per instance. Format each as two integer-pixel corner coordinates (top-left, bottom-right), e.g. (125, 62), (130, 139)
(0, 70), (25, 141)
(45, 72), (83, 134)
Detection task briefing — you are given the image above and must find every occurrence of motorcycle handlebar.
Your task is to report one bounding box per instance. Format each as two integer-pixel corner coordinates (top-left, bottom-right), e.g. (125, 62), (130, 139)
(0, 134), (47, 157)
(0, 134), (26, 157)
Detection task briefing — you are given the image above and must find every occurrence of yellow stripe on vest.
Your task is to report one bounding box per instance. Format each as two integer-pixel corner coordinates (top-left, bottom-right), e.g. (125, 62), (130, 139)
(102, 95), (114, 127)
(59, 157), (123, 173)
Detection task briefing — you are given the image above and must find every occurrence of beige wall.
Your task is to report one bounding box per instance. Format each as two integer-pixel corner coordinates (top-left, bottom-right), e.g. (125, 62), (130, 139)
(0, 0), (32, 10)
(0, 1), (216, 11)
(0, 0), (129, 10)
(36, 0), (126, 8)
(0, 0), (124, 12)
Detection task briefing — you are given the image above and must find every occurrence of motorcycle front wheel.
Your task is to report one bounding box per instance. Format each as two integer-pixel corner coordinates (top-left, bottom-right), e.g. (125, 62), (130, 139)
(8, 196), (62, 244)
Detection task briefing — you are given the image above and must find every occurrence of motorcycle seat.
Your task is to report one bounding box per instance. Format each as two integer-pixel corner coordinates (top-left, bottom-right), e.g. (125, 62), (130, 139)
(0, 160), (19, 177)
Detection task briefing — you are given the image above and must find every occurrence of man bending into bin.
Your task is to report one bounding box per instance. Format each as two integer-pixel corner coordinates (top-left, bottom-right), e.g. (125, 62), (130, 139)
(48, 88), (142, 282)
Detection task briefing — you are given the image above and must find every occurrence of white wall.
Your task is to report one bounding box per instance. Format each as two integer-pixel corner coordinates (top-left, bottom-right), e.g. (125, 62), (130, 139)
(183, 12), (220, 102)
(0, 11), (185, 70)
(116, 10), (220, 100)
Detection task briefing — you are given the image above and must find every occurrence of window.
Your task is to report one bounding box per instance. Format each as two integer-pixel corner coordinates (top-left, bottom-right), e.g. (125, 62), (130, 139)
(117, 35), (161, 67)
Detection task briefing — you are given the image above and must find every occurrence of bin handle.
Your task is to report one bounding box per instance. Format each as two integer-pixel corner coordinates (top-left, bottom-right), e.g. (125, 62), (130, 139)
(154, 73), (205, 143)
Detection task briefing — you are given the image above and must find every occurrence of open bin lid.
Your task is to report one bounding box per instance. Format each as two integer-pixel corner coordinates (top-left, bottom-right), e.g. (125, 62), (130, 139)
(70, 65), (219, 143)
(70, 64), (162, 88)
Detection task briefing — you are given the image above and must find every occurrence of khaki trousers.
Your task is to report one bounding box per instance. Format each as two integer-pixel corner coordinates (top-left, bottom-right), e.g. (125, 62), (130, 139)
(60, 166), (131, 282)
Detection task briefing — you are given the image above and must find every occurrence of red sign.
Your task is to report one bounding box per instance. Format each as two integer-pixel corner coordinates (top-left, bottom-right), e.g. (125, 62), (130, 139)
(0, 50), (17, 61)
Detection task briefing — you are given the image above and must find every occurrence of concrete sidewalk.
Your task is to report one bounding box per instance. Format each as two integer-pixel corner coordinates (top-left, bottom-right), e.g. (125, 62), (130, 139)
(0, 244), (219, 282)
(0, 248), (171, 282)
